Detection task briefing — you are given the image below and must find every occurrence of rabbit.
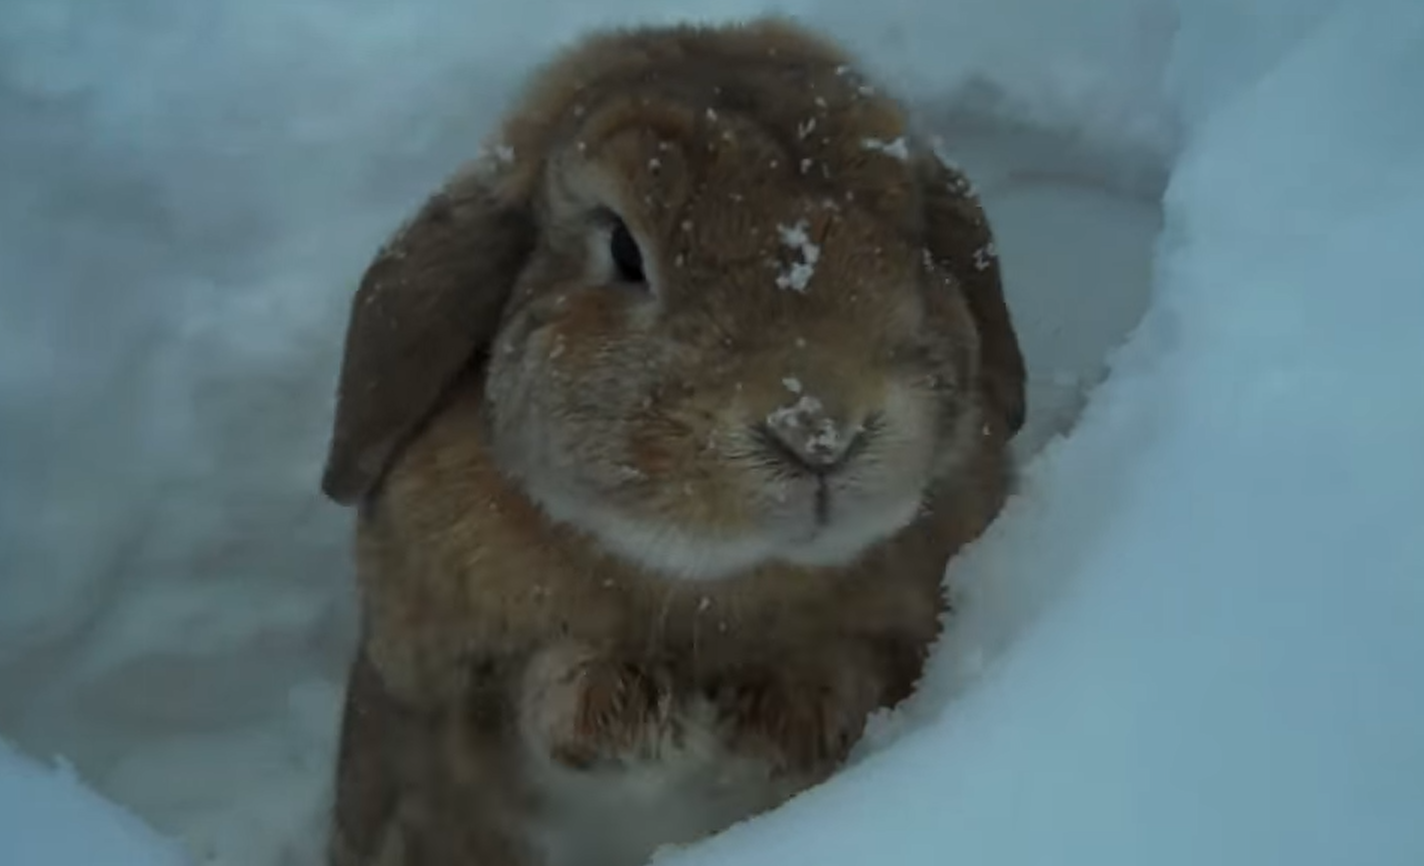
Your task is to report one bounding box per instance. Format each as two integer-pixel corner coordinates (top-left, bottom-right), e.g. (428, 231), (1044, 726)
(318, 15), (1026, 866)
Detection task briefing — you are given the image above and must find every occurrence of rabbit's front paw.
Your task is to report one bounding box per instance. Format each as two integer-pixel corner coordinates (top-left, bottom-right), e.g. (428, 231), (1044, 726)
(708, 664), (876, 779)
(520, 643), (678, 770)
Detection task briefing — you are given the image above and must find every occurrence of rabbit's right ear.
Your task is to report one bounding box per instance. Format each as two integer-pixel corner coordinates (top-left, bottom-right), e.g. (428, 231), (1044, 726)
(917, 153), (1027, 438)
(320, 171), (536, 507)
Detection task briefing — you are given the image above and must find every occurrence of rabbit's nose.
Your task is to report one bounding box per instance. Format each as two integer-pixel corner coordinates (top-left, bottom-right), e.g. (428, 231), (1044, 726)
(760, 395), (864, 473)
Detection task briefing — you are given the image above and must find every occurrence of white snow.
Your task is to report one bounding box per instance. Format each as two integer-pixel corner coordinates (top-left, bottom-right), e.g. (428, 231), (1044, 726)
(774, 219), (821, 292)
(0, 739), (189, 865)
(766, 394), (827, 432)
(2, 0), (1422, 865)
(860, 136), (911, 160)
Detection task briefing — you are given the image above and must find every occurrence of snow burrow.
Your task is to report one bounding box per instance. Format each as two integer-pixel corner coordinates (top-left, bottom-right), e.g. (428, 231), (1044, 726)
(3, 0), (1420, 865)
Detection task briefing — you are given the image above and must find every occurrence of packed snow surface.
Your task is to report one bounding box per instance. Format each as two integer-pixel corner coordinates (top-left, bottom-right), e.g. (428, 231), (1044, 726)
(1, 0), (1421, 864)
(0, 740), (186, 866)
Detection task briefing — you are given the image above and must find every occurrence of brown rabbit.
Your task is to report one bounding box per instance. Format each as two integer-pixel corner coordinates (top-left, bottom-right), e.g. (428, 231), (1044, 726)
(319, 16), (1026, 866)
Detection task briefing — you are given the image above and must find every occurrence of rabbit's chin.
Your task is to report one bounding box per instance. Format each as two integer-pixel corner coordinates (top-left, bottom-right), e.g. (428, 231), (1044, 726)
(528, 483), (927, 582)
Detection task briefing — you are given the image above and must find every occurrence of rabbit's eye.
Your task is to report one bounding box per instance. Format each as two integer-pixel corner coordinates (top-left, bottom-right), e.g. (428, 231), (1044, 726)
(609, 219), (646, 284)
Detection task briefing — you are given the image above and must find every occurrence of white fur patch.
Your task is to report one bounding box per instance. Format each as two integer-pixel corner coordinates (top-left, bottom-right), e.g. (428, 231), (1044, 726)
(528, 489), (786, 580)
(777, 495), (925, 569)
(529, 480), (923, 582)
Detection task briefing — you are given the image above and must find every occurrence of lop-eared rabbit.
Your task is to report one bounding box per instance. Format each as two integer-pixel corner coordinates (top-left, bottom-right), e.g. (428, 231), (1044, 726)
(320, 16), (1025, 866)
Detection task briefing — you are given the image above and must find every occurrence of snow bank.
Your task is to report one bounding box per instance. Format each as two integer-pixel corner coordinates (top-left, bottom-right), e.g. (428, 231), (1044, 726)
(1, 0), (1420, 863)
(0, 738), (188, 866)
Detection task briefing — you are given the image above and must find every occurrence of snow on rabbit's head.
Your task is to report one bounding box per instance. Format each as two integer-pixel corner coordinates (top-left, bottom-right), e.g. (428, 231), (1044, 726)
(320, 17), (1025, 581)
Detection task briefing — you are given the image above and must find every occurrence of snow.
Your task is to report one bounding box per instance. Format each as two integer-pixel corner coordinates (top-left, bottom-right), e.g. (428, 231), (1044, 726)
(861, 136), (911, 160)
(2, 0), (1421, 865)
(765, 393), (850, 461)
(774, 219), (821, 292)
(0, 739), (188, 865)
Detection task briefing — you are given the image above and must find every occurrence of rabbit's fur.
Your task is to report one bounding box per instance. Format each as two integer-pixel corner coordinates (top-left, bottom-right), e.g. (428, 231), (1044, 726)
(321, 17), (1026, 866)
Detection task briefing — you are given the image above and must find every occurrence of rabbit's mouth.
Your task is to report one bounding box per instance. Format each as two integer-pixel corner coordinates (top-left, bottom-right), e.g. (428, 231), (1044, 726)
(751, 431), (908, 528)
(759, 468), (928, 562)
(776, 488), (927, 567)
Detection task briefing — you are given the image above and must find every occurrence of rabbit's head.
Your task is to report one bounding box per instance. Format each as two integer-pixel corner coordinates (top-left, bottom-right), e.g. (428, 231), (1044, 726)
(321, 19), (1025, 580)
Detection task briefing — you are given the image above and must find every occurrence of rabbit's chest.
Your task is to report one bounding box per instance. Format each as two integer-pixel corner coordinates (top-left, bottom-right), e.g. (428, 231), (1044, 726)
(557, 566), (862, 658)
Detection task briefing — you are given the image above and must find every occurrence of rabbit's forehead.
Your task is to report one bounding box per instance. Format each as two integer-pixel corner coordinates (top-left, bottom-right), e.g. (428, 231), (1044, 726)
(550, 82), (921, 229)
(675, 179), (917, 264)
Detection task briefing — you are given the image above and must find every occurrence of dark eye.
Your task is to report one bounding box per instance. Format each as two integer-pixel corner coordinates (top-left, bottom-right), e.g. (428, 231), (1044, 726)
(609, 218), (646, 283)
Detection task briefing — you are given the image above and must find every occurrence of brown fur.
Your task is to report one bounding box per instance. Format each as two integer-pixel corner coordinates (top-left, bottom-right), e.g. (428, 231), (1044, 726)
(320, 16), (1026, 866)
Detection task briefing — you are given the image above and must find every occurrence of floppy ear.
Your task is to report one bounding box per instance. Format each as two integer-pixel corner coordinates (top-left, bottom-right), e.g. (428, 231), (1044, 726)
(918, 155), (1027, 437)
(320, 171), (537, 506)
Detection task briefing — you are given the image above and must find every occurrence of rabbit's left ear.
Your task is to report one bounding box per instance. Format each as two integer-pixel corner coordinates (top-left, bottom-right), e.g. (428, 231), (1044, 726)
(320, 170), (537, 506)
(918, 154), (1027, 437)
